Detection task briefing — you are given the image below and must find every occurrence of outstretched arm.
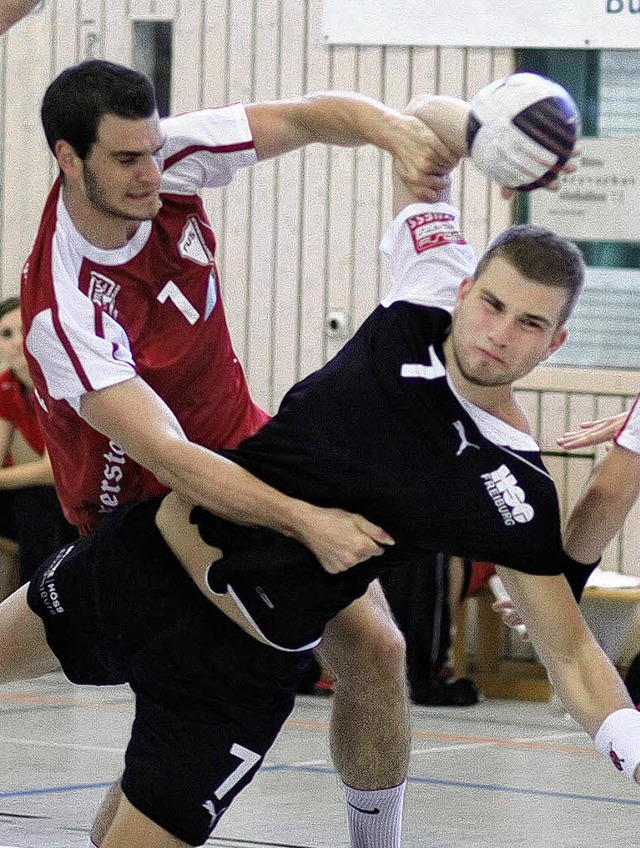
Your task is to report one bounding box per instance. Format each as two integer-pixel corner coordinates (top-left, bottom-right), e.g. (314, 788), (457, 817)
(245, 92), (454, 203)
(564, 443), (640, 564)
(80, 377), (394, 574)
(390, 95), (470, 215)
(0, 0), (38, 35)
(496, 564), (640, 782)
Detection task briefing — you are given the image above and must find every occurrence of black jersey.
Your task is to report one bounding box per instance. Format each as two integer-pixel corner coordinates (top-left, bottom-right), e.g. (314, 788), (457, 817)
(193, 202), (579, 650)
(220, 299), (564, 575)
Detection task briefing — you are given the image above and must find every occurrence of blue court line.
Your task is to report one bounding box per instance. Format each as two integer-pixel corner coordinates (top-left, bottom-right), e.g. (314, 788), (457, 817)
(0, 781), (111, 800)
(2, 766), (639, 809)
(261, 764), (640, 807)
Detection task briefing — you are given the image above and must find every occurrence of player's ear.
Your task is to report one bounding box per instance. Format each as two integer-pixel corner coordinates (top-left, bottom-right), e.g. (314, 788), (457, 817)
(541, 325), (568, 361)
(456, 276), (475, 305)
(55, 140), (83, 182)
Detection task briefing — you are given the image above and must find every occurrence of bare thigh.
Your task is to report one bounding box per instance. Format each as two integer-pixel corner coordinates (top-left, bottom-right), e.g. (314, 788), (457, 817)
(0, 584), (59, 683)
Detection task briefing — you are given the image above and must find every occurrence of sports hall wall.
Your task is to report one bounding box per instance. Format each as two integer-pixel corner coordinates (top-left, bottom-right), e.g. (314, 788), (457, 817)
(0, 0), (639, 581)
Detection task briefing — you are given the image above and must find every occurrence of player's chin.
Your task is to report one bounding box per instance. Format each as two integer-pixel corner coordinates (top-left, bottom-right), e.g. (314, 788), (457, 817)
(124, 195), (162, 220)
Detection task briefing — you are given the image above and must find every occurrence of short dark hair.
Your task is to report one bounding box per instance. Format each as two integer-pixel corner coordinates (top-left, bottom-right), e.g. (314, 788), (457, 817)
(474, 224), (585, 325)
(0, 296), (20, 323)
(41, 60), (157, 160)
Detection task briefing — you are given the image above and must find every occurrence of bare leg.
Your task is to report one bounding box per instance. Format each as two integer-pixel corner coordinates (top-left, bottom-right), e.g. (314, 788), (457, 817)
(91, 781), (125, 847)
(101, 793), (188, 848)
(0, 584), (58, 682)
(318, 581), (409, 847)
(318, 580), (410, 789)
(0, 546), (19, 604)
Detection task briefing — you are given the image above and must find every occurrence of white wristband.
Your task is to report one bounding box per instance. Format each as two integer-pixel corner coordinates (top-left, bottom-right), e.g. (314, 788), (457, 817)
(594, 709), (640, 782)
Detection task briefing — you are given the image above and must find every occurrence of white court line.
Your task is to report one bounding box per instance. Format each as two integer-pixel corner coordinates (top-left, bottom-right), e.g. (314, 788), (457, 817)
(0, 735), (124, 754)
(265, 757), (329, 767)
(411, 730), (586, 757)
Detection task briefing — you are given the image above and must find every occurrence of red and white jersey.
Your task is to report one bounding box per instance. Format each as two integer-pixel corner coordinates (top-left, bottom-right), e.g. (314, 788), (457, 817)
(615, 394), (640, 455)
(21, 104), (269, 533)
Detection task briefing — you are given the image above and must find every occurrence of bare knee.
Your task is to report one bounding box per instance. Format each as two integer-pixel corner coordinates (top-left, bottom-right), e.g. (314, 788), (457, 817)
(319, 587), (407, 689)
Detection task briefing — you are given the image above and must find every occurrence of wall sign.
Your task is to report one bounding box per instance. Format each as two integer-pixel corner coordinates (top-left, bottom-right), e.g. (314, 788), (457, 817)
(530, 138), (640, 242)
(323, 1), (640, 49)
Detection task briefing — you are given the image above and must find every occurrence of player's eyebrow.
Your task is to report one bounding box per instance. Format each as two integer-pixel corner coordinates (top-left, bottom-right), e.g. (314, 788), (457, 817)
(480, 288), (554, 328)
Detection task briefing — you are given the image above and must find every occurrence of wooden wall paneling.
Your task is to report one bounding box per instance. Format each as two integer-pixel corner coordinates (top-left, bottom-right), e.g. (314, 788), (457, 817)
(379, 44), (413, 308)
(563, 391), (599, 520)
(53, 0), (80, 72)
(199, 0), (231, 269)
(436, 48), (466, 210)
(271, 0), (306, 409)
(171, 0), (204, 110)
(1, 10), (53, 295)
(215, 0), (258, 367)
(324, 44), (357, 365)
(0, 36), (7, 295)
(243, 0), (280, 410)
(297, 0), (330, 383)
(487, 49), (515, 239)
(352, 46), (385, 329)
(460, 48), (493, 256)
(103, 0), (130, 64)
(201, 0), (230, 108)
(408, 46), (438, 101)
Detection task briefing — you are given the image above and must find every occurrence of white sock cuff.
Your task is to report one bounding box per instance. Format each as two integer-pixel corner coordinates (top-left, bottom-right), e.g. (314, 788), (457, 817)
(344, 782), (406, 848)
(594, 708), (640, 782)
(344, 781), (406, 807)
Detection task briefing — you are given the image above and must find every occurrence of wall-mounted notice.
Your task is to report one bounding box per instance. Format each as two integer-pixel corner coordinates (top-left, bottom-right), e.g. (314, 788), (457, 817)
(530, 138), (640, 242)
(323, 1), (640, 49)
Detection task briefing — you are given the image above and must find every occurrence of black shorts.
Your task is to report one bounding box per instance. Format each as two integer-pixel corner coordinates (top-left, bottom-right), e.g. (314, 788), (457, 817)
(27, 498), (311, 846)
(191, 506), (377, 650)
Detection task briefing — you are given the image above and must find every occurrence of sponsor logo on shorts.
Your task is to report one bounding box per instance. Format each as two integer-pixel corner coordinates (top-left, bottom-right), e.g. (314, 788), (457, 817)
(255, 586), (275, 609)
(88, 271), (121, 318)
(406, 212), (466, 254)
(98, 440), (127, 514)
(39, 543), (76, 616)
(202, 797), (228, 831)
(481, 464), (534, 526)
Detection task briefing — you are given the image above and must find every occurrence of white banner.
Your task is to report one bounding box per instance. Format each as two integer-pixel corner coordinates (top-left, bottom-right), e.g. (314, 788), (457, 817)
(323, 1), (640, 49)
(530, 138), (640, 242)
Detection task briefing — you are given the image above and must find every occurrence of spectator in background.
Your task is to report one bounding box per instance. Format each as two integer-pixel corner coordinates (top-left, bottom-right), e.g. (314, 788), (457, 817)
(0, 297), (76, 595)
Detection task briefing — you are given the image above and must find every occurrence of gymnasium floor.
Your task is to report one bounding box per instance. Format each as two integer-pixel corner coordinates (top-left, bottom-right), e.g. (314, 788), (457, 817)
(0, 672), (638, 847)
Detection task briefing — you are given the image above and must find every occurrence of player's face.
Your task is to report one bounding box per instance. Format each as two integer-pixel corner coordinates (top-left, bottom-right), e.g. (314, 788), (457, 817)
(0, 307), (29, 385)
(81, 113), (164, 222)
(449, 256), (568, 387)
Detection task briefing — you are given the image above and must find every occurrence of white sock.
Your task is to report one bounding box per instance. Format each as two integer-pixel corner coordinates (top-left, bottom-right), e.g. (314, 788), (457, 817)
(344, 781), (406, 848)
(86, 839), (99, 847)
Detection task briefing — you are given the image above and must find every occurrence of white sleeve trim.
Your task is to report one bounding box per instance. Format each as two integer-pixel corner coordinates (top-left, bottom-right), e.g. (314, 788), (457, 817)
(380, 201), (476, 312)
(160, 104), (258, 194)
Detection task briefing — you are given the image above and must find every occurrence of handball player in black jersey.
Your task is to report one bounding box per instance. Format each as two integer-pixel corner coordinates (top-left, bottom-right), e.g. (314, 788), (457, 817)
(1, 94), (639, 848)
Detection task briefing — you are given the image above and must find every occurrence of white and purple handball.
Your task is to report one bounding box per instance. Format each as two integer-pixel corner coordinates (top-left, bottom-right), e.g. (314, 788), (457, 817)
(467, 72), (580, 191)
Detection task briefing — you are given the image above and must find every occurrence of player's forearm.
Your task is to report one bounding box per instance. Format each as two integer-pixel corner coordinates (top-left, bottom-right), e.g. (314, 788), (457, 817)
(0, 0), (38, 35)
(541, 630), (634, 738)
(0, 457), (55, 489)
(147, 435), (313, 539)
(563, 448), (640, 563)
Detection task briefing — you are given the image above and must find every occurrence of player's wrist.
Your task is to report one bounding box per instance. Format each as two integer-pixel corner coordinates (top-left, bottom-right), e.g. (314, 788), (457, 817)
(594, 708), (640, 783)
